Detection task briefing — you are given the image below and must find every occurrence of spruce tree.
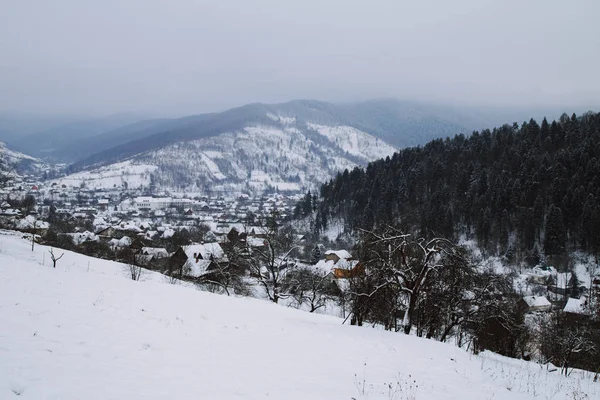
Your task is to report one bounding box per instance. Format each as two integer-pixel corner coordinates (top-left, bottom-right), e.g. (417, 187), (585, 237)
(544, 204), (566, 256)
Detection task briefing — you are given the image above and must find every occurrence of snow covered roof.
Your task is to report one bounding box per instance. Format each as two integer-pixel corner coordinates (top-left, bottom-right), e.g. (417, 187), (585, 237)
(185, 259), (212, 278)
(161, 228), (175, 239)
(522, 296), (551, 308)
(325, 250), (352, 260)
(313, 259), (336, 275)
(563, 297), (587, 314)
(67, 231), (98, 245)
(313, 258), (359, 275)
(247, 237), (266, 247)
(118, 236), (132, 247)
(183, 243), (225, 261)
(141, 247), (169, 258)
(16, 216), (50, 230)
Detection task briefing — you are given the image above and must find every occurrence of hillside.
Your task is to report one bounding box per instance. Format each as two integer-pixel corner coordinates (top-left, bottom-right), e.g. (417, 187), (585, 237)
(0, 141), (48, 176)
(65, 99), (482, 170)
(1, 230), (597, 399)
(315, 111), (600, 265)
(53, 119), (397, 195)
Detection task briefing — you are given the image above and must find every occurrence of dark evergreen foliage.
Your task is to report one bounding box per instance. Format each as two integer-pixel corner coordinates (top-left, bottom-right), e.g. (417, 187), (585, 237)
(316, 112), (600, 261)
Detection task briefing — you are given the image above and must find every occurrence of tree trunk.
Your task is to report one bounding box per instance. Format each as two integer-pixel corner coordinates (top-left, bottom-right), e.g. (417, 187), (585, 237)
(403, 293), (418, 335)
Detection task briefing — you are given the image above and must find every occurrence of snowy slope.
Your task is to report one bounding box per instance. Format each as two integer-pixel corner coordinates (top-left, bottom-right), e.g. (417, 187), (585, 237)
(54, 119), (397, 194)
(52, 160), (157, 190)
(0, 141), (48, 175)
(1, 231), (598, 400)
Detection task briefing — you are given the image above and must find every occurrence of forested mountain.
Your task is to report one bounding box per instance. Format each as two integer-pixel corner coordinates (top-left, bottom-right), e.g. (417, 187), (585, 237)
(313, 111), (600, 265)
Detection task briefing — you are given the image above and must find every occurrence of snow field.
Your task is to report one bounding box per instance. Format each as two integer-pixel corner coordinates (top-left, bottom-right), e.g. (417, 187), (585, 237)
(0, 232), (597, 399)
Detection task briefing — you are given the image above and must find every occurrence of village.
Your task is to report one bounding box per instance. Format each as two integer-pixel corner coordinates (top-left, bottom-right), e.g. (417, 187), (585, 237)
(1, 171), (599, 334)
(0, 172), (360, 299)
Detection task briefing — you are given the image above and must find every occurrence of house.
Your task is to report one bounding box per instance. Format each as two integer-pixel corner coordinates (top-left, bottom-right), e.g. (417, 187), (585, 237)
(97, 198), (109, 211)
(227, 227), (248, 244)
(129, 237), (154, 251)
(95, 226), (118, 239)
(324, 250), (352, 264)
(519, 296), (551, 313)
(312, 256), (363, 280)
(333, 263), (364, 279)
(563, 296), (587, 315)
(141, 247), (169, 259)
(169, 243), (227, 277)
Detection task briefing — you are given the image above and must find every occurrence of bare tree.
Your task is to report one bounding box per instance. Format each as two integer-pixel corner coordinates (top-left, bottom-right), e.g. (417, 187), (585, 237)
(196, 258), (249, 296)
(352, 226), (467, 334)
(31, 219), (38, 252)
(540, 311), (598, 375)
(48, 248), (64, 268)
(244, 224), (301, 303)
(129, 262), (143, 281)
(283, 267), (339, 312)
(127, 253), (144, 281)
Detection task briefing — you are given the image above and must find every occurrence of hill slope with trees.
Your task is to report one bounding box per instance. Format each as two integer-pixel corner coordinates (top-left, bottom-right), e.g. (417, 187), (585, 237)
(313, 111), (600, 267)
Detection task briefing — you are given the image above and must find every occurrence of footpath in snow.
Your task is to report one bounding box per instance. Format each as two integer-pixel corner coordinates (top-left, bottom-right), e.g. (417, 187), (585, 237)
(0, 231), (597, 399)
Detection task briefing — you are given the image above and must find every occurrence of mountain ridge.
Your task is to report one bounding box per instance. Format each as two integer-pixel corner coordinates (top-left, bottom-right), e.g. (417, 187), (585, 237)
(66, 99), (479, 173)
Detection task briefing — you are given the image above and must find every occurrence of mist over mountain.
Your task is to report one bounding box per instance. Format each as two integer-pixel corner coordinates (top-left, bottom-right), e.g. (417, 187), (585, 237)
(2, 113), (148, 160)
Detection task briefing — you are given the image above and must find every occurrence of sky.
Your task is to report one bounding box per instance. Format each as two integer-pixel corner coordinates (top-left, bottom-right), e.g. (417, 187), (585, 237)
(0, 0), (599, 116)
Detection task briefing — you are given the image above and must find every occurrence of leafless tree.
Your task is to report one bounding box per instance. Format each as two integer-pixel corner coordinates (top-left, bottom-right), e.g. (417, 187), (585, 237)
(243, 224), (302, 303)
(31, 219), (38, 252)
(196, 259), (249, 296)
(128, 253), (144, 281)
(48, 248), (64, 268)
(283, 267), (339, 312)
(540, 311), (598, 375)
(352, 226), (467, 334)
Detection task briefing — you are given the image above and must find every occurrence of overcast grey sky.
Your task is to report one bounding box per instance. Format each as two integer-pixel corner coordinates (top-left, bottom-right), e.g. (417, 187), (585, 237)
(1, 0), (599, 116)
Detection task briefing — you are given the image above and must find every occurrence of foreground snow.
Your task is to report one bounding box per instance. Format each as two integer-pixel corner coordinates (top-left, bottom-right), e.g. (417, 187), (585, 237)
(1, 232), (597, 399)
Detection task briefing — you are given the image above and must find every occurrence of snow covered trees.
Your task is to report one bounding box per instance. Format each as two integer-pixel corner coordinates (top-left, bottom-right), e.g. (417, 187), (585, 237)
(244, 224), (301, 303)
(0, 152), (15, 189)
(350, 226), (468, 334)
(539, 311), (599, 375)
(316, 112), (600, 261)
(544, 204), (566, 257)
(282, 267), (339, 312)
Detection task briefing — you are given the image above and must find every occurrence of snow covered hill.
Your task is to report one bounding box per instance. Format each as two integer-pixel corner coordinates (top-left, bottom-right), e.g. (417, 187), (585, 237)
(1, 231), (598, 400)
(0, 141), (48, 176)
(53, 118), (396, 195)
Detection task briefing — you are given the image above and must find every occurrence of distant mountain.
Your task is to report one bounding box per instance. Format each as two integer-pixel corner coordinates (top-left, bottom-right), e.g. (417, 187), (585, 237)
(52, 117), (397, 195)
(68, 99), (483, 171)
(6, 113), (147, 159)
(0, 114), (75, 144)
(45, 118), (174, 163)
